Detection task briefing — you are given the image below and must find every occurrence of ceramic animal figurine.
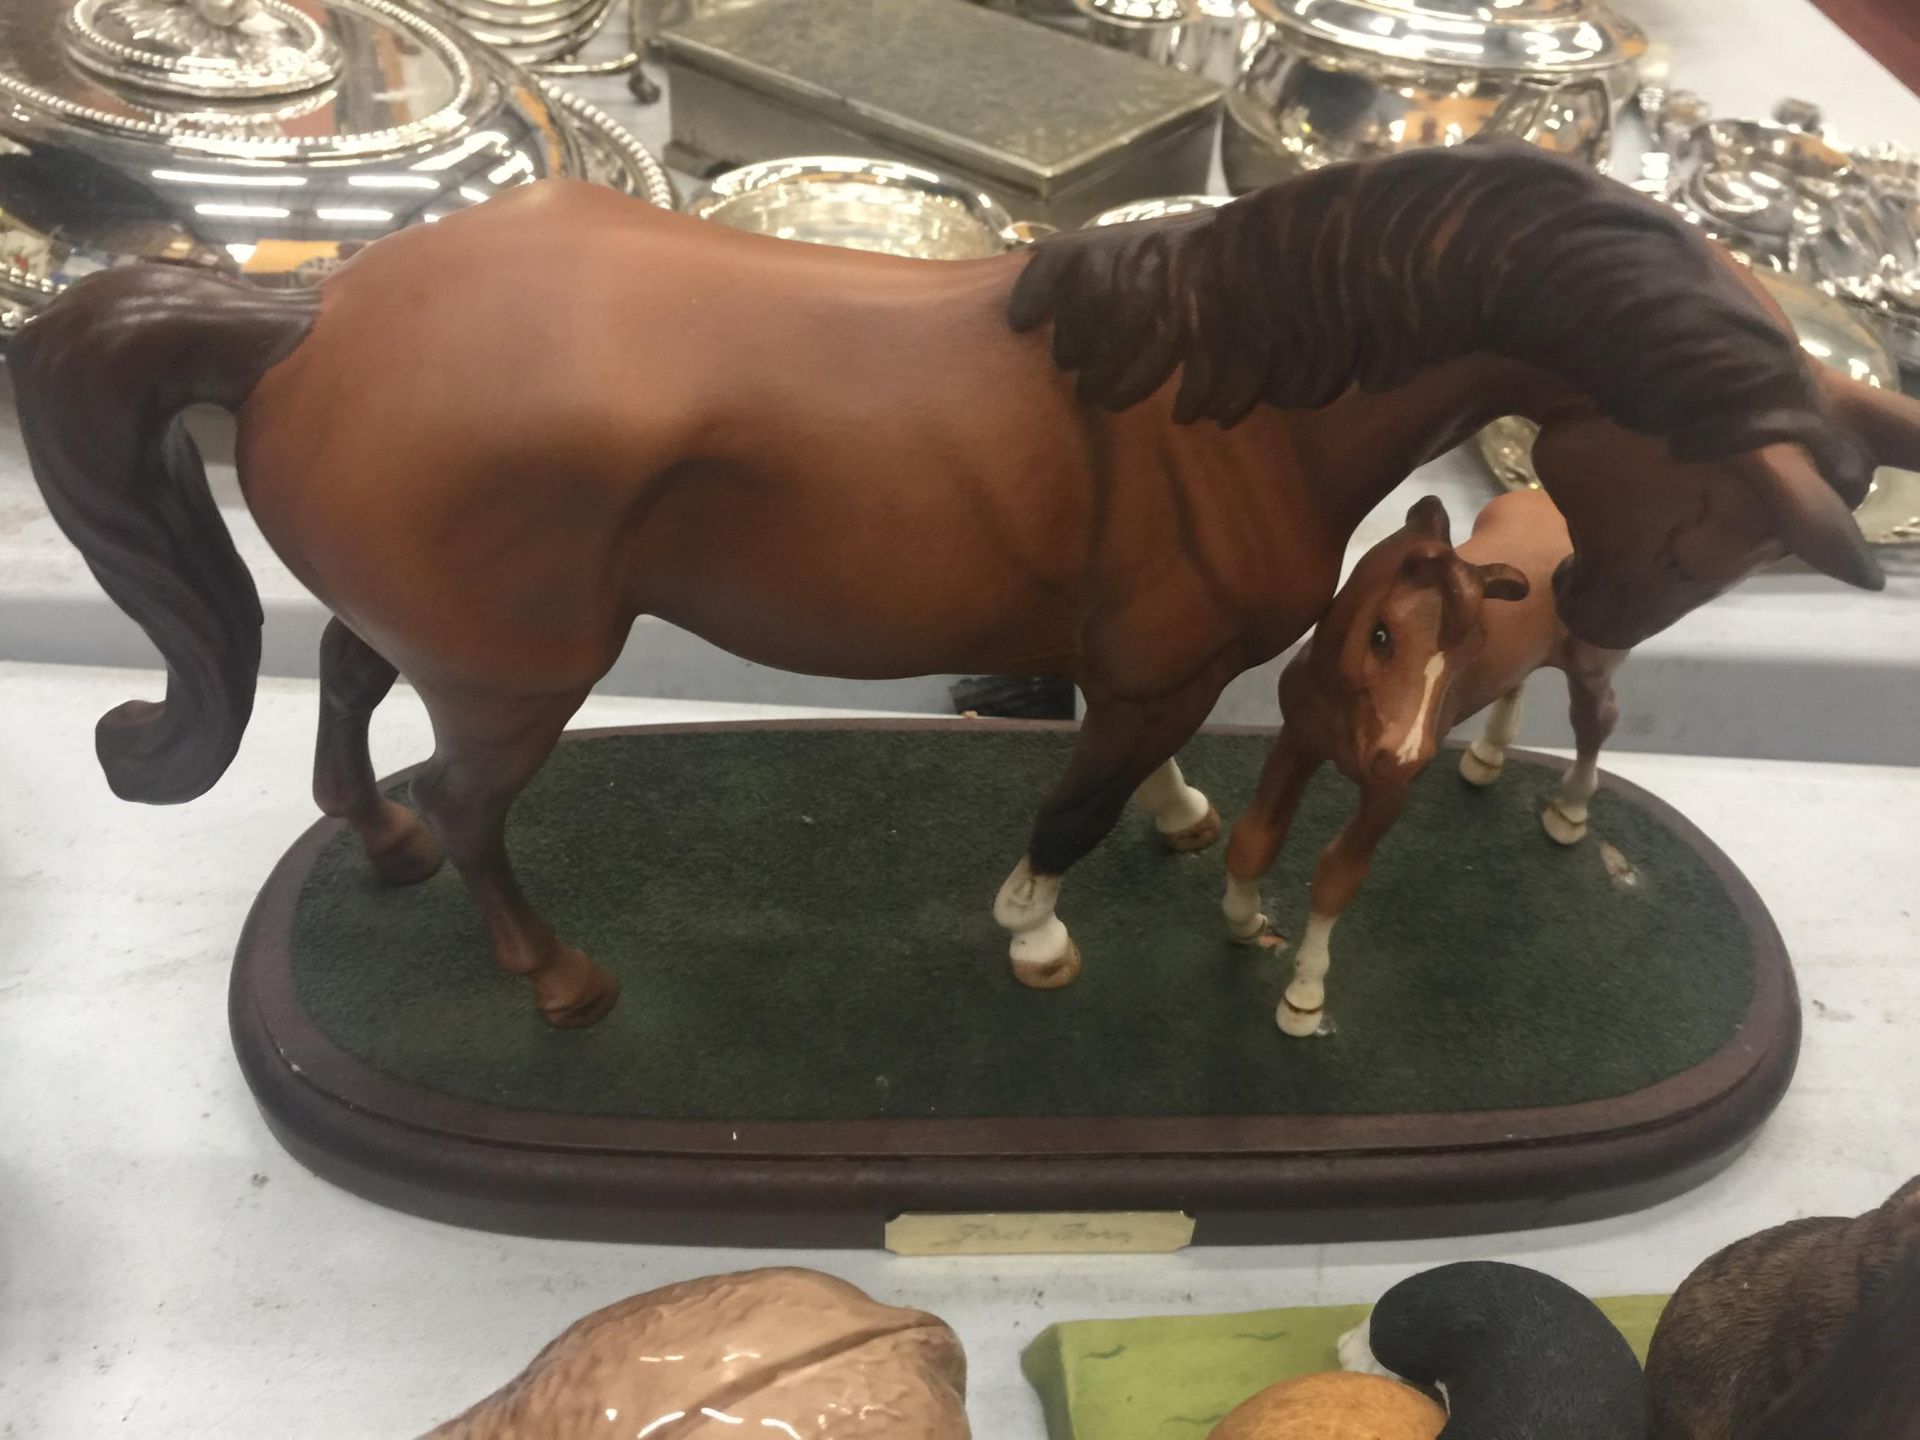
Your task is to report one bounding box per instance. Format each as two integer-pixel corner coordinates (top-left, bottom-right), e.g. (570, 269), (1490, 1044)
(1210, 1371), (1444, 1439)
(14, 139), (1908, 1026)
(424, 1268), (970, 1439)
(1341, 1261), (1650, 1439)
(1645, 1176), (1920, 1439)
(1222, 488), (1627, 1034)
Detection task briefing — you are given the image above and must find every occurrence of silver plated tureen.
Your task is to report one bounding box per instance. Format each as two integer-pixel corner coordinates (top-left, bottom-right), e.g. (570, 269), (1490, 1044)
(0, 0), (674, 330)
(1222, 0), (1646, 191)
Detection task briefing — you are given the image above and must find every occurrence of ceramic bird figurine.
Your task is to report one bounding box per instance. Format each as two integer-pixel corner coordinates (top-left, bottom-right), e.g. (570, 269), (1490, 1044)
(1223, 488), (1629, 1034)
(1210, 1371), (1445, 1439)
(1646, 1176), (1920, 1439)
(1342, 1260), (1649, 1438)
(423, 1268), (970, 1439)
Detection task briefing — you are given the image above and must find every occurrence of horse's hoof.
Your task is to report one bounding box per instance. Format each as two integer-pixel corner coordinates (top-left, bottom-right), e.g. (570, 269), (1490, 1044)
(536, 952), (621, 1029)
(1228, 911), (1271, 945)
(1458, 745), (1504, 787)
(1162, 804), (1222, 853)
(1541, 803), (1588, 846)
(364, 802), (444, 886)
(1012, 939), (1082, 991)
(1277, 998), (1325, 1037)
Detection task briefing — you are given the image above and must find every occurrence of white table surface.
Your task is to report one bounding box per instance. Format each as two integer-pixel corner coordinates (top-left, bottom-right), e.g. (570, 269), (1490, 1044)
(3, 0), (1919, 764)
(1, 660), (1916, 1437)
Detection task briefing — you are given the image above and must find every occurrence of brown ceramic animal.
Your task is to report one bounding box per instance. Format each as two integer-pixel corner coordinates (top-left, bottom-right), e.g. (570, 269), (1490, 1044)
(424, 1268), (970, 1439)
(13, 140), (1910, 1027)
(1645, 1177), (1920, 1440)
(1209, 1372), (1445, 1439)
(1224, 489), (1626, 1034)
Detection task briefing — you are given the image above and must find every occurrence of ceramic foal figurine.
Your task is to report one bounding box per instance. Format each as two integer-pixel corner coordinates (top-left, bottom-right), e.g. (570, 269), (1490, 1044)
(1223, 489), (1627, 1036)
(15, 140), (1905, 1027)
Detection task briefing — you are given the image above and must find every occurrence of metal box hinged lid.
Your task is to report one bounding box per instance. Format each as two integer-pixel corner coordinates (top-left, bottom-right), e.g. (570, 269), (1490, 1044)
(661, 0), (1222, 223)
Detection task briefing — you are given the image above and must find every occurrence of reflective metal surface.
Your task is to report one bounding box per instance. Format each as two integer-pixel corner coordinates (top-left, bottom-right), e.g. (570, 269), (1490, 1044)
(1070, 0), (1261, 83)
(1477, 268), (1920, 546)
(66, 0), (342, 100)
(437, 0), (619, 66)
(1223, 0), (1645, 190)
(688, 156), (1031, 259)
(0, 0), (673, 326)
(1087, 193), (1230, 224)
(1666, 115), (1920, 372)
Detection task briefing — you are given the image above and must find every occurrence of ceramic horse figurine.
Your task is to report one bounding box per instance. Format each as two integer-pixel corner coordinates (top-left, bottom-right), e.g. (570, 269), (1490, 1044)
(14, 140), (1910, 1028)
(1223, 487), (1627, 1035)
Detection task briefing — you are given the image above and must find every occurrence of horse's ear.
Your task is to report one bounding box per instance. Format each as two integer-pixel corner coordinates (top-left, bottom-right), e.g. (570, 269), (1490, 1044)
(1405, 495), (1451, 542)
(1735, 443), (1884, 591)
(1478, 563), (1530, 602)
(1819, 370), (1920, 477)
(1400, 548), (1480, 644)
(1397, 543), (1453, 585)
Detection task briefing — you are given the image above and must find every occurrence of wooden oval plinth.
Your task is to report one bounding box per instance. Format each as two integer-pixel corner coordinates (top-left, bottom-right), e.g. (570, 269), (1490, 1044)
(230, 721), (1799, 1246)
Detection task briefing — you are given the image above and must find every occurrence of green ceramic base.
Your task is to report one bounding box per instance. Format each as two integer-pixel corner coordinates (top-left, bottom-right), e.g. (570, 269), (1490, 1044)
(1021, 1295), (1671, 1440)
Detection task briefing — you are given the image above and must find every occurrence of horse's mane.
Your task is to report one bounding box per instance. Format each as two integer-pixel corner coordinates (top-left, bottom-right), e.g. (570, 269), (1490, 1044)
(1008, 139), (1847, 469)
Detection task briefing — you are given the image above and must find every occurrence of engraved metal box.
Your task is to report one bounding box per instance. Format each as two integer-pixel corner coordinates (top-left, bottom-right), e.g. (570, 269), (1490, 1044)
(659, 0), (1223, 228)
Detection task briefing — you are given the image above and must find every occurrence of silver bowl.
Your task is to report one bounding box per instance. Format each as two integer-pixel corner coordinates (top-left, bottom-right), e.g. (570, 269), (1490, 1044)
(687, 157), (1035, 259)
(1222, 0), (1645, 192)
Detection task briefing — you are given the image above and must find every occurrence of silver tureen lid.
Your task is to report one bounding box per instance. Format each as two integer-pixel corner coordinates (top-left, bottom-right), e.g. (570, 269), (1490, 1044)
(1251, 0), (1646, 73)
(0, 0), (671, 326)
(64, 0), (342, 101)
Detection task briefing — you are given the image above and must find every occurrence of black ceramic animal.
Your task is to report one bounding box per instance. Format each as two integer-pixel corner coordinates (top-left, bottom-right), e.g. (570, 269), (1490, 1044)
(1646, 1177), (1920, 1439)
(1346, 1261), (1648, 1439)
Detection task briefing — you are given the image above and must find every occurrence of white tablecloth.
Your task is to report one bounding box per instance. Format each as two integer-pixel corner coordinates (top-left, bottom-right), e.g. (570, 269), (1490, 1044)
(1, 660), (1915, 1436)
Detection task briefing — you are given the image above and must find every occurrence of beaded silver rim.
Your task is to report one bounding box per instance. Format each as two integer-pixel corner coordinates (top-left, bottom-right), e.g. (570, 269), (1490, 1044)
(64, 0), (341, 102)
(541, 80), (678, 210)
(1, 0), (480, 161)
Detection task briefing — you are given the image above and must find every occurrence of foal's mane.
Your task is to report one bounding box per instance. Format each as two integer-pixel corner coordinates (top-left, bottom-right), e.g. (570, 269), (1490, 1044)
(1008, 140), (1846, 469)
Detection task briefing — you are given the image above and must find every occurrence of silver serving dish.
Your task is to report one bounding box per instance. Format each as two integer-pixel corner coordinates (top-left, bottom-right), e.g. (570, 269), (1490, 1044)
(688, 157), (1036, 258)
(1222, 0), (1646, 192)
(0, 0), (674, 329)
(1087, 193), (1230, 225)
(1478, 268), (1920, 546)
(1667, 116), (1920, 372)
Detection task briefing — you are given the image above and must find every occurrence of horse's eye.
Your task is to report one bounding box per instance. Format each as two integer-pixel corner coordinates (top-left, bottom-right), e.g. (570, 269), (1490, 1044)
(1370, 623), (1392, 656)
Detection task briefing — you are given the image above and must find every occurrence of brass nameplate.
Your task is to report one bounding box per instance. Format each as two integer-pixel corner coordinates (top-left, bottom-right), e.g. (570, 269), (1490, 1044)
(885, 1212), (1196, 1256)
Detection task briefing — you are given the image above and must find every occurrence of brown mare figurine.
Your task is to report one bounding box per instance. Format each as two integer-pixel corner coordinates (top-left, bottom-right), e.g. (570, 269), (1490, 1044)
(13, 141), (1913, 1027)
(1223, 489), (1627, 1035)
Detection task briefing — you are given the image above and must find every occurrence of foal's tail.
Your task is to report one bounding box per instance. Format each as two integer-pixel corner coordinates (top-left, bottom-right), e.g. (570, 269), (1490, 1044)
(9, 266), (317, 803)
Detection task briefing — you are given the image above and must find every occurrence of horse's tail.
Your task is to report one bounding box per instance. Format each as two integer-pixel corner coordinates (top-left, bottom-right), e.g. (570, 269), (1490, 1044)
(9, 266), (317, 803)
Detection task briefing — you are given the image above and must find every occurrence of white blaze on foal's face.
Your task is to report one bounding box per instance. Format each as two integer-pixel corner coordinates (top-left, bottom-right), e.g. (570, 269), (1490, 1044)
(1392, 652), (1448, 765)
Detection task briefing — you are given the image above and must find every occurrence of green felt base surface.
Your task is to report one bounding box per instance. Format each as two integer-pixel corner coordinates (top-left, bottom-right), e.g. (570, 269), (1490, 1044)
(289, 729), (1754, 1122)
(1020, 1295), (1672, 1440)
